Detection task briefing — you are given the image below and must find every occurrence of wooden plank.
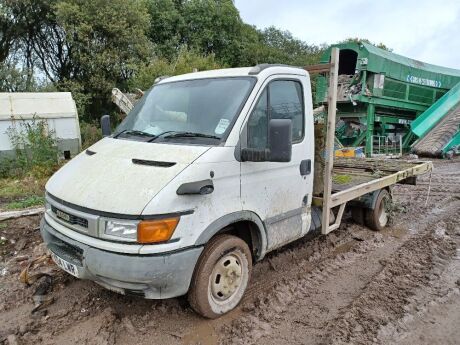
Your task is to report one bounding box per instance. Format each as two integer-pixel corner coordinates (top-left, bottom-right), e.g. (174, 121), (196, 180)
(304, 63), (332, 74)
(0, 207), (44, 221)
(321, 48), (339, 235)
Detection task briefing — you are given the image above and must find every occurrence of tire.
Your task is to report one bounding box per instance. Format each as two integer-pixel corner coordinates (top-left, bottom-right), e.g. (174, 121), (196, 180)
(188, 234), (252, 319)
(364, 189), (391, 231)
(350, 206), (364, 225)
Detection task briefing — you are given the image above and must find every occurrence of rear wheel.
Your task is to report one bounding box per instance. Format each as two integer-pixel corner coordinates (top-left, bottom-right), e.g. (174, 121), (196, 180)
(188, 234), (252, 319)
(350, 206), (364, 225)
(364, 189), (391, 231)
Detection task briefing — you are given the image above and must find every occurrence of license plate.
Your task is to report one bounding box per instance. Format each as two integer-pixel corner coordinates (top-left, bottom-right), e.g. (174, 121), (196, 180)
(51, 251), (79, 278)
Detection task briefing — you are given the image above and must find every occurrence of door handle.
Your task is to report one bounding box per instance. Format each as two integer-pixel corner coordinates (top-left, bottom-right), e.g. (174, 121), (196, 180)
(300, 159), (311, 176)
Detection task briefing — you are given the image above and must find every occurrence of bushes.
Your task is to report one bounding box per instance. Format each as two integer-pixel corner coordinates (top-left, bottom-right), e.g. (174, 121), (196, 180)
(129, 49), (222, 90)
(1, 117), (59, 178)
(80, 121), (102, 149)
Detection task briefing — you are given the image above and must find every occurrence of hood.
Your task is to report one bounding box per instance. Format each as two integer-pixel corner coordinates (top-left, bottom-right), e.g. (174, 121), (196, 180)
(46, 137), (209, 215)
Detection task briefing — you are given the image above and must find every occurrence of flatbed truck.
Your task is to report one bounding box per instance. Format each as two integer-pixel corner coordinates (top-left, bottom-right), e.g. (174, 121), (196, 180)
(40, 48), (432, 318)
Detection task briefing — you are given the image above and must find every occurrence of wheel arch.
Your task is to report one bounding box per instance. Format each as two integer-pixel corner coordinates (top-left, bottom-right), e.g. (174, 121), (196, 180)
(194, 211), (268, 261)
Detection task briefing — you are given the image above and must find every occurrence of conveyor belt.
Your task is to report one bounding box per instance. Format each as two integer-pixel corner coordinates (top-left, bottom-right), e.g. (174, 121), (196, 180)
(412, 104), (460, 157)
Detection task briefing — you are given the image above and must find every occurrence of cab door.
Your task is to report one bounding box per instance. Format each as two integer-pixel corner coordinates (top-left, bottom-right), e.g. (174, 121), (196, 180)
(240, 76), (313, 251)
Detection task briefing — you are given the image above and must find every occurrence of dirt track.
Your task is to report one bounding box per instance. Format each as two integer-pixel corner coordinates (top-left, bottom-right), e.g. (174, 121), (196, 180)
(1, 158), (459, 345)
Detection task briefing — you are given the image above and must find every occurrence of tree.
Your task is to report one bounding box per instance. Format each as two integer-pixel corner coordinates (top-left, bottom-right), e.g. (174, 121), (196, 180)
(0, 0), (50, 90)
(147, 0), (247, 66)
(180, 0), (244, 65)
(0, 1), (15, 63)
(147, 0), (184, 58)
(0, 61), (36, 92)
(1, 0), (153, 118)
(145, 1), (325, 67)
(0, 0), (335, 122)
(49, 0), (152, 119)
(130, 48), (222, 90)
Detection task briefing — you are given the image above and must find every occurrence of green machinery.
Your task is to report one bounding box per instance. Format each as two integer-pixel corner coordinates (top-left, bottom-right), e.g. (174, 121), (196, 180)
(411, 81), (460, 157)
(315, 42), (460, 156)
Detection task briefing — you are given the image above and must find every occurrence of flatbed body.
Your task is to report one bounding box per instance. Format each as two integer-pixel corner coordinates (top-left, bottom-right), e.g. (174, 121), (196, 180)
(317, 158), (432, 204)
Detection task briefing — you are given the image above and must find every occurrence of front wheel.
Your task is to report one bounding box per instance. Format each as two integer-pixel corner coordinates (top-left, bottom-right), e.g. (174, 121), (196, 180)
(365, 189), (391, 231)
(188, 234), (252, 319)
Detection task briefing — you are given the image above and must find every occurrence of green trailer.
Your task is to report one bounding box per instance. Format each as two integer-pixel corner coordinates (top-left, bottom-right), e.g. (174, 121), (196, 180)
(315, 42), (460, 156)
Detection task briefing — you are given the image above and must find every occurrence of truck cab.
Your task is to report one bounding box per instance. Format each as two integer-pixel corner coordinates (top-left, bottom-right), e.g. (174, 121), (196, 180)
(42, 64), (390, 318)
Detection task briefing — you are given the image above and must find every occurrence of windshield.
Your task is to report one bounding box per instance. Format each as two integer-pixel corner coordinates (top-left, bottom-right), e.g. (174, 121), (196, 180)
(114, 77), (255, 144)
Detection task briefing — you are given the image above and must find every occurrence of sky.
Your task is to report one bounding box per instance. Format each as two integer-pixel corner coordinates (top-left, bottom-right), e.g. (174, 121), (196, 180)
(234, 0), (460, 69)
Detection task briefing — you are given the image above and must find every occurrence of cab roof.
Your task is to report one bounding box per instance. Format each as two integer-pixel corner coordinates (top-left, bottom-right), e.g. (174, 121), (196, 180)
(157, 65), (308, 84)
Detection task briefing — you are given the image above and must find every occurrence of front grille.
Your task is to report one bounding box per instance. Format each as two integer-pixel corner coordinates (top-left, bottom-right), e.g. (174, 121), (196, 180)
(48, 239), (83, 266)
(51, 205), (89, 228)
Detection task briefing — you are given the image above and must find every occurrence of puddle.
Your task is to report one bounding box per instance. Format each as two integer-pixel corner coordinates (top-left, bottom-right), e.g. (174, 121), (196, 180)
(332, 240), (355, 255)
(382, 227), (408, 239)
(181, 320), (218, 345)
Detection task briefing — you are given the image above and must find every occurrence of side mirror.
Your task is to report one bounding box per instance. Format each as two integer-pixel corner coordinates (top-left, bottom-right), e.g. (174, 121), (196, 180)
(101, 115), (111, 137)
(241, 119), (292, 162)
(268, 119), (292, 162)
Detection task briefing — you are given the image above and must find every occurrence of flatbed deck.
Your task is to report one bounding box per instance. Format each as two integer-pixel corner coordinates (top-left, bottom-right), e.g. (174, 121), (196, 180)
(313, 158), (432, 206)
(313, 157), (432, 234)
(331, 158), (432, 192)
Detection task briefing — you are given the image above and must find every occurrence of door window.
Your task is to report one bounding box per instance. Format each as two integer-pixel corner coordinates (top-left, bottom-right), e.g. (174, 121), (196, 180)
(247, 80), (304, 149)
(247, 89), (268, 149)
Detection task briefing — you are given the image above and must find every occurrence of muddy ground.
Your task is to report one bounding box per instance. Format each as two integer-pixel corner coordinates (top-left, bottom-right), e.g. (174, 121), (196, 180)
(0, 158), (459, 345)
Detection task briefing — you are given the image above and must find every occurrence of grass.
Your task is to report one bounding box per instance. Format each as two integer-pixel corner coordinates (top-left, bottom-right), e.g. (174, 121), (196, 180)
(5, 195), (45, 210)
(0, 176), (47, 199)
(333, 174), (352, 184)
(0, 176), (47, 210)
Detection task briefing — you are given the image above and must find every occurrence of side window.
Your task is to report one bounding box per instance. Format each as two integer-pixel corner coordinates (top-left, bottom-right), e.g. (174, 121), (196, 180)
(269, 80), (304, 142)
(247, 89), (268, 149)
(247, 80), (304, 149)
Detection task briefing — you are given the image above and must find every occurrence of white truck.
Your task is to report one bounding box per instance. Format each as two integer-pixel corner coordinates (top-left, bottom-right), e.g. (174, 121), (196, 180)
(40, 49), (431, 318)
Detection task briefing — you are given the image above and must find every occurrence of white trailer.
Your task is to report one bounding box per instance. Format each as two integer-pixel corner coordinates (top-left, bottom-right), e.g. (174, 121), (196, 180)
(0, 92), (81, 158)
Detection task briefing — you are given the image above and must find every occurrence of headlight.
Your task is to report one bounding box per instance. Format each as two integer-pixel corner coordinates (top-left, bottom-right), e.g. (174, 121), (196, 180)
(104, 217), (180, 243)
(105, 220), (139, 240)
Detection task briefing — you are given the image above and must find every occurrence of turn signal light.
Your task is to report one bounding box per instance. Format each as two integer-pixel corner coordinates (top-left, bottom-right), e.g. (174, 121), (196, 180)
(137, 218), (179, 244)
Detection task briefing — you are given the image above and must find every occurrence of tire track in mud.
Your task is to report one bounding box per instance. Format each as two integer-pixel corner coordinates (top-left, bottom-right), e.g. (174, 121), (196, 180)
(323, 202), (459, 345)
(220, 200), (460, 345)
(377, 226), (460, 344)
(219, 228), (390, 345)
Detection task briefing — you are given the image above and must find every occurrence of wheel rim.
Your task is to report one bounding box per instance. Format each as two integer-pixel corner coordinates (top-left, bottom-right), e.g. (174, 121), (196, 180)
(210, 253), (243, 302)
(378, 198), (389, 226)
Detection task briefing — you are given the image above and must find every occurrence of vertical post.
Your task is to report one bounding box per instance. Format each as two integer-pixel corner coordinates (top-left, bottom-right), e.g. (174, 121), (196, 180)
(321, 48), (339, 235)
(365, 103), (375, 157)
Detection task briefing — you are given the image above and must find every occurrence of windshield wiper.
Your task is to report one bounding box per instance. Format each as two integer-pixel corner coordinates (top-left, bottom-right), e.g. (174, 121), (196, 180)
(114, 130), (156, 138)
(116, 130), (221, 142)
(161, 132), (221, 140)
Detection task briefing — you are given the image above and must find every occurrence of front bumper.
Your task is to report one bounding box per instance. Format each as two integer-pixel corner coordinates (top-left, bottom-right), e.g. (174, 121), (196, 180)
(40, 218), (203, 299)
